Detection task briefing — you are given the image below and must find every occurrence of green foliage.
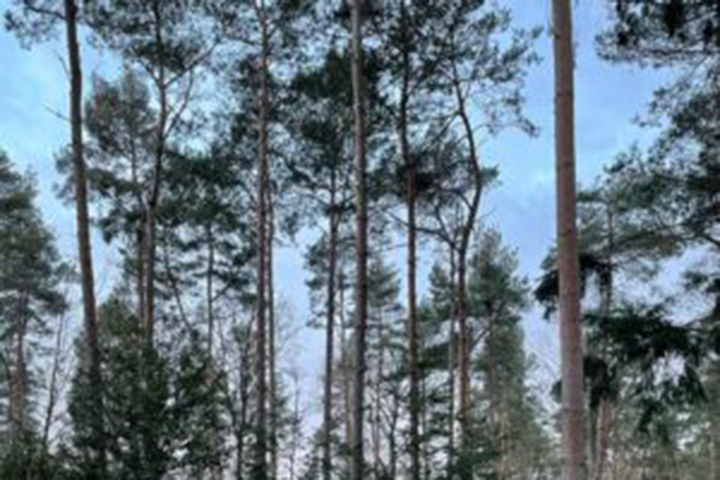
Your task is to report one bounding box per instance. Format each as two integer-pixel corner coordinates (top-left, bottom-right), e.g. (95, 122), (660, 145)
(67, 297), (227, 479)
(0, 151), (70, 477)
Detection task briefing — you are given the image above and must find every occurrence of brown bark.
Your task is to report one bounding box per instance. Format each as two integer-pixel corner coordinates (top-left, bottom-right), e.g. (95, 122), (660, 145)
(553, 1), (586, 478)
(349, 1), (369, 479)
(64, 0), (106, 473)
(323, 172), (339, 480)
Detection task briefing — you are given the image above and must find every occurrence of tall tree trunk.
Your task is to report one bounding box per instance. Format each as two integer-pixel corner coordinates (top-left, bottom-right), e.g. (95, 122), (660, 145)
(349, 1), (369, 479)
(43, 309), (67, 456)
(399, 1), (420, 477)
(340, 269), (353, 476)
(253, 1), (271, 476)
(450, 55), (483, 473)
(267, 168), (277, 480)
(145, 0), (169, 347)
(136, 227), (146, 321)
(592, 207), (615, 480)
(456, 249), (470, 445)
(9, 300), (29, 440)
(323, 173), (339, 480)
(237, 326), (252, 480)
(447, 247), (457, 479)
(63, 0), (106, 473)
(372, 309), (386, 480)
(207, 224), (215, 358)
(553, 1), (586, 478)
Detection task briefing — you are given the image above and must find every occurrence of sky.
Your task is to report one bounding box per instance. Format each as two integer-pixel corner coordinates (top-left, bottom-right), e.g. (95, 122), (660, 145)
(0, 1), (674, 411)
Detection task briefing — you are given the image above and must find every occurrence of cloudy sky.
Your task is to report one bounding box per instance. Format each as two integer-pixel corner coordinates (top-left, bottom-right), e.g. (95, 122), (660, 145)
(0, 0), (673, 404)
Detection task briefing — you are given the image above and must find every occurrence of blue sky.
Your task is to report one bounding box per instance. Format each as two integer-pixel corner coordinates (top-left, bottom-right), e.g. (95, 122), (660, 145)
(0, 1), (673, 398)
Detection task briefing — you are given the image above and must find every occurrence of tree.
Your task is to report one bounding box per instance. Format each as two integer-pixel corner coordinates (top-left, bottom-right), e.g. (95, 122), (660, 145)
(84, 0), (219, 346)
(5, 1), (108, 473)
(470, 231), (558, 479)
(348, 1), (369, 479)
(0, 152), (70, 478)
(553, 0), (586, 478)
(67, 294), (228, 479)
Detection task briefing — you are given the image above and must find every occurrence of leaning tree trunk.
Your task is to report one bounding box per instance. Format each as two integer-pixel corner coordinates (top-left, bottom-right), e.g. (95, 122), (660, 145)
(349, 1), (369, 480)
(64, 0), (106, 474)
(553, 0), (586, 478)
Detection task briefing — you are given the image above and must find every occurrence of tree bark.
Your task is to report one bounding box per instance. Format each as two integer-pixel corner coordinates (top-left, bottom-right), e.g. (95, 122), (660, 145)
(399, 1), (420, 477)
(592, 206), (615, 480)
(450, 55), (483, 471)
(253, 1), (271, 477)
(553, 1), (586, 478)
(63, 0), (106, 473)
(323, 172), (339, 480)
(447, 247), (457, 479)
(207, 224), (215, 358)
(340, 269), (353, 476)
(349, 1), (369, 479)
(267, 164), (277, 480)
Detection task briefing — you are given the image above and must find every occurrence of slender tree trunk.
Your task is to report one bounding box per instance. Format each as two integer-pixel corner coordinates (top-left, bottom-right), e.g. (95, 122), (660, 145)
(323, 173), (339, 480)
(456, 249), (470, 442)
(267, 169), (277, 480)
(399, 1), (420, 477)
(450, 56), (483, 473)
(421, 368), (431, 480)
(373, 309), (386, 480)
(10, 301), (29, 439)
(592, 207), (615, 480)
(207, 224), (215, 358)
(237, 328), (252, 480)
(253, 1), (271, 476)
(145, 0), (169, 347)
(340, 269), (353, 475)
(553, 1), (586, 478)
(447, 247), (457, 479)
(349, 1), (369, 479)
(63, 0), (106, 473)
(43, 309), (67, 456)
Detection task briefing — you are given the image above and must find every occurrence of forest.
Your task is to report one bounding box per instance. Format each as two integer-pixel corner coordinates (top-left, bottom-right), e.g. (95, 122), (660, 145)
(0, 0), (718, 479)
